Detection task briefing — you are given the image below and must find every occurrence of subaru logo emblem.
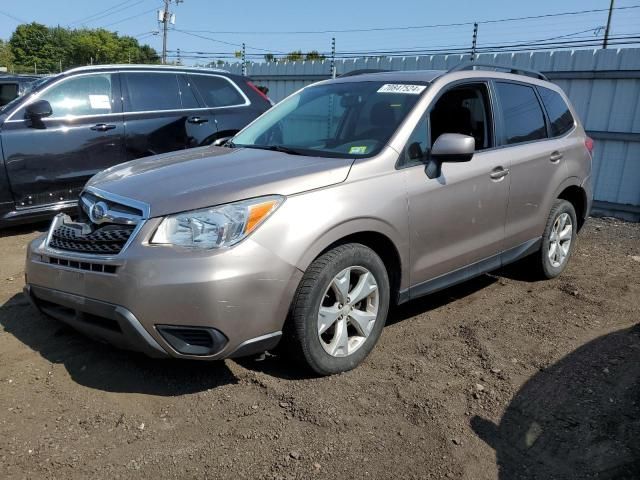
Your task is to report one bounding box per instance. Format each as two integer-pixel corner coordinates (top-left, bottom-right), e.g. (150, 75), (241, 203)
(89, 201), (109, 223)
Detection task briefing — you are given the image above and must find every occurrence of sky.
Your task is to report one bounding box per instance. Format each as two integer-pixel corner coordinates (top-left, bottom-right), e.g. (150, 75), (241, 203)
(1, 0), (640, 65)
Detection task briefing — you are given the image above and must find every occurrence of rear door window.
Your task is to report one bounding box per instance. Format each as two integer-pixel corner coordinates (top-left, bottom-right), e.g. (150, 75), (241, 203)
(177, 75), (200, 109)
(189, 75), (246, 107)
(495, 82), (547, 145)
(537, 86), (575, 137)
(123, 72), (181, 112)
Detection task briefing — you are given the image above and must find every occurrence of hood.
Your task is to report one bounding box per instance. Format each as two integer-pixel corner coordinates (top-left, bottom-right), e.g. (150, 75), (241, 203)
(87, 146), (354, 217)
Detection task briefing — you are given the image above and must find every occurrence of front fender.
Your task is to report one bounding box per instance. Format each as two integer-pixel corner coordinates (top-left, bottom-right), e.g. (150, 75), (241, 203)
(251, 176), (410, 291)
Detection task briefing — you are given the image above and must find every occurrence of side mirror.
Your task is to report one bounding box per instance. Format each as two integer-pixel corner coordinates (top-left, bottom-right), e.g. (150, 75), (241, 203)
(25, 100), (52, 123)
(431, 133), (475, 162)
(425, 133), (475, 179)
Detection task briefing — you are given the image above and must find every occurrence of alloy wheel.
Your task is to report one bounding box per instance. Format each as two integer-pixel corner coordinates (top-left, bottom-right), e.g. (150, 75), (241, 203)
(548, 212), (573, 268)
(317, 266), (379, 357)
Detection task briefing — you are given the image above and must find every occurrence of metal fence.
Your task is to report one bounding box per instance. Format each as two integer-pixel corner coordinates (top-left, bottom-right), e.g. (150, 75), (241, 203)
(224, 48), (640, 219)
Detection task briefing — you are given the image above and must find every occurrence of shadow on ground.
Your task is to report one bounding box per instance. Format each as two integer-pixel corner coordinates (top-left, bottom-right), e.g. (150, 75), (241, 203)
(0, 294), (237, 395)
(1, 273), (504, 387)
(237, 274), (499, 378)
(0, 222), (48, 239)
(472, 324), (640, 479)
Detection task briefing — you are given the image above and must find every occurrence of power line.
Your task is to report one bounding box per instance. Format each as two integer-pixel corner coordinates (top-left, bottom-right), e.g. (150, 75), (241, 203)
(165, 34), (640, 61)
(0, 9), (28, 24)
(102, 6), (161, 28)
(176, 5), (640, 35)
(172, 29), (286, 53)
(168, 28), (616, 59)
(68, 0), (148, 27)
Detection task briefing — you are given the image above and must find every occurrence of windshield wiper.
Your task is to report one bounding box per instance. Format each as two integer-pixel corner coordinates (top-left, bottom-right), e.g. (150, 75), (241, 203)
(244, 144), (305, 156)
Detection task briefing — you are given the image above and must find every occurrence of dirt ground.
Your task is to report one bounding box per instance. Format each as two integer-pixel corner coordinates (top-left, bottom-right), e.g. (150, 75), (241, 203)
(0, 217), (638, 480)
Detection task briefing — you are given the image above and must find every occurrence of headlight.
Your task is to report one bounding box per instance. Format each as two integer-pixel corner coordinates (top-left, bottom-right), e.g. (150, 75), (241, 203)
(151, 195), (283, 249)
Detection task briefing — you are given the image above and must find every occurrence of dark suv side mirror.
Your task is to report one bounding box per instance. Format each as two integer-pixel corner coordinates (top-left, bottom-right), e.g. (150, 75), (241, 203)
(425, 133), (475, 179)
(25, 99), (53, 124)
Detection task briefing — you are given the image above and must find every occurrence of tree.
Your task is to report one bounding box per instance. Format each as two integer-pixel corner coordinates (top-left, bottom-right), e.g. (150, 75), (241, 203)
(0, 40), (14, 71)
(305, 50), (326, 61)
(285, 50), (303, 62)
(10, 23), (65, 73)
(8, 22), (159, 74)
(263, 53), (276, 62)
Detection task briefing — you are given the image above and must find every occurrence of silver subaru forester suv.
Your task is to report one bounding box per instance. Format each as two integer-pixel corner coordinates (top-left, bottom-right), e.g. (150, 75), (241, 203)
(25, 63), (593, 375)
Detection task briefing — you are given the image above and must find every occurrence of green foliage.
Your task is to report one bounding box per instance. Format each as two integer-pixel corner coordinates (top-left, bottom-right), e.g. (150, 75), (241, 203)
(0, 39), (14, 70)
(7, 22), (159, 74)
(305, 50), (326, 61)
(263, 51), (327, 63)
(285, 50), (303, 62)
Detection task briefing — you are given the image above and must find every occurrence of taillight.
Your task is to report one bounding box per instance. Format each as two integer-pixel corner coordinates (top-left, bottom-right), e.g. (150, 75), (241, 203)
(585, 137), (594, 154)
(246, 81), (273, 105)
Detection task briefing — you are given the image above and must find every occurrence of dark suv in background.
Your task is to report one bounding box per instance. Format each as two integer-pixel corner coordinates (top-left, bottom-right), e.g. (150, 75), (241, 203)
(0, 65), (272, 226)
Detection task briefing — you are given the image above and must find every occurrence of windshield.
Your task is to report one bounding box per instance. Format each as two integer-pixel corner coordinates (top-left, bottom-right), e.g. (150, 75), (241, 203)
(232, 80), (428, 158)
(0, 76), (56, 113)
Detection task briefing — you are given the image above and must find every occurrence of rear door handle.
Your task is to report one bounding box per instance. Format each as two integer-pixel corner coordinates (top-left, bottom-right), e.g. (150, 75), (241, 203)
(489, 167), (510, 180)
(550, 151), (563, 162)
(187, 116), (208, 124)
(90, 123), (116, 132)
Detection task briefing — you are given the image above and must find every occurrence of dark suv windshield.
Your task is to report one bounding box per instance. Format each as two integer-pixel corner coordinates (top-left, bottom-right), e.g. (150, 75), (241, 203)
(232, 80), (428, 158)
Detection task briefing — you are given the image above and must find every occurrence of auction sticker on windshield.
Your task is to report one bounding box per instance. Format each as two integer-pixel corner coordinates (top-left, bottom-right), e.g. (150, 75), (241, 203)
(377, 84), (427, 94)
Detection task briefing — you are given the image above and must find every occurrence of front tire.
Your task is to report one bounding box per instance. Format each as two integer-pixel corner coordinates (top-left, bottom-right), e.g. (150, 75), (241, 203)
(536, 199), (578, 279)
(286, 243), (390, 376)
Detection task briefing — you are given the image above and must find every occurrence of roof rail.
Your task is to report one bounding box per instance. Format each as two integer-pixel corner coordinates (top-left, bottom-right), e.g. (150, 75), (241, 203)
(338, 69), (392, 78)
(447, 61), (548, 81)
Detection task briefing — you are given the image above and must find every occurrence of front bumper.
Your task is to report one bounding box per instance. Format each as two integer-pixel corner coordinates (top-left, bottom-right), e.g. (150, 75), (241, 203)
(25, 221), (303, 360)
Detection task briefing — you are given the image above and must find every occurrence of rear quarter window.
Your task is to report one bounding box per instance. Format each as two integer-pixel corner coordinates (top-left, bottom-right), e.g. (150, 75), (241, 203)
(537, 86), (575, 137)
(189, 75), (246, 108)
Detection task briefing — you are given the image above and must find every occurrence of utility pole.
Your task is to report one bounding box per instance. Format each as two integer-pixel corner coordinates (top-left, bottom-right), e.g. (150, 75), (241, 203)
(159, 0), (182, 64)
(330, 37), (336, 78)
(603, 0), (615, 49)
(471, 23), (478, 61)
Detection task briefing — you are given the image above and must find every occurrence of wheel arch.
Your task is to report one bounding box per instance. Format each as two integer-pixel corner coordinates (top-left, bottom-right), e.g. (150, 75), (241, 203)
(557, 183), (588, 231)
(293, 218), (407, 305)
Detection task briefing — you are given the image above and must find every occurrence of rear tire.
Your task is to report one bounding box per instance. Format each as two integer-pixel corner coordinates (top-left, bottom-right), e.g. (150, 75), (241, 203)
(535, 199), (577, 279)
(285, 243), (390, 376)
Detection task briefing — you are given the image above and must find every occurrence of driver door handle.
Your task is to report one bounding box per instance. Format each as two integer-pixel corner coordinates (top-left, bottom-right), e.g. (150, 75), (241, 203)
(489, 167), (510, 180)
(187, 116), (208, 124)
(90, 123), (116, 132)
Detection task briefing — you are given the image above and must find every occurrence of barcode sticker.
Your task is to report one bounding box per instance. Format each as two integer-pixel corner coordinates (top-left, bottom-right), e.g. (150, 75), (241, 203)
(377, 84), (427, 95)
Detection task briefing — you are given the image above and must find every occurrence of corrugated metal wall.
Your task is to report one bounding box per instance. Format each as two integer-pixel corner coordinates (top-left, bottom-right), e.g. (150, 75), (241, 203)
(224, 49), (640, 216)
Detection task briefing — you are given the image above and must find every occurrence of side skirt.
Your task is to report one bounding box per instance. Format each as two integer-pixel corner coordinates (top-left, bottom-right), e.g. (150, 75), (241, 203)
(398, 237), (542, 304)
